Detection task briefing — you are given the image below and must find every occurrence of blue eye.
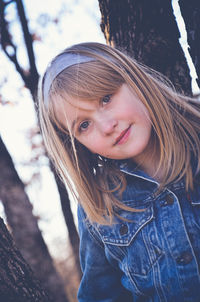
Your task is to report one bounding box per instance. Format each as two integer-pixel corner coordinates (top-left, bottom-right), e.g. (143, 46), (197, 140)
(101, 95), (112, 105)
(79, 121), (90, 132)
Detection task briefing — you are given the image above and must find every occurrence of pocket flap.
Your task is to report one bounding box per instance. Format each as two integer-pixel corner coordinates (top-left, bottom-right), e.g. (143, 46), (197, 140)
(96, 204), (154, 246)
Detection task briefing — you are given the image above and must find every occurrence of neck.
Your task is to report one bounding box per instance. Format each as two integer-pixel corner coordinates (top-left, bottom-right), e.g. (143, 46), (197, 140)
(132, 134), (162, 181)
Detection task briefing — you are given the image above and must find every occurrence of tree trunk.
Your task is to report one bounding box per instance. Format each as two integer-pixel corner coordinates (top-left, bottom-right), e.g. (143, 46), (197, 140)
(98, 0), (192, 95)
(0, 217), (51, 302)
(0, 136), (68, 302)
(179, 0), (200, 87)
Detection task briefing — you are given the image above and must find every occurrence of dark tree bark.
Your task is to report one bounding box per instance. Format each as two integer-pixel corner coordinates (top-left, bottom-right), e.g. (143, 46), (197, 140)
(0, 217), (52, 302)
(98, 0), (192, 95)
(179, 0), (200, 88)
(0, 0), (81, 283)
(0, 136), (69, 302)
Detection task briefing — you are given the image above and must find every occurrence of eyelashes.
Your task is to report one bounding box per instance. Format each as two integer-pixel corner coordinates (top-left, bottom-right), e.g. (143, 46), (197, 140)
(78, 120), (91, 132)
(101, 94), (112, 105)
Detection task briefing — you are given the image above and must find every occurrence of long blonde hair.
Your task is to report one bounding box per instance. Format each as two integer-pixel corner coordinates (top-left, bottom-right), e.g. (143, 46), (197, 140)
(38, 42), (200, 224)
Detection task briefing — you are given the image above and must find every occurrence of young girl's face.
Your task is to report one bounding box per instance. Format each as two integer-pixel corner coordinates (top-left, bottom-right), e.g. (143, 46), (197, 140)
(55, 84), (152, 162)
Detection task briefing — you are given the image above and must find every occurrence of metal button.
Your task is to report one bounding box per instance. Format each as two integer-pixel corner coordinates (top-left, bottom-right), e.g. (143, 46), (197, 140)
(161, 194), (174, 206)
(119, 224), (128, 235)
(176, 252), (193, 265)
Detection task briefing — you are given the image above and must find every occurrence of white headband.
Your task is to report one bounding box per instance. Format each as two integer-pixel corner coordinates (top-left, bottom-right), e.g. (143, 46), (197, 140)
(43, 52), (95, 107)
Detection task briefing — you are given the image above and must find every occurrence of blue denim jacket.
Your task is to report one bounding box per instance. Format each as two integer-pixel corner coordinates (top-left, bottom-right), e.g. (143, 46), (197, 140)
(77, 160), (200, 302)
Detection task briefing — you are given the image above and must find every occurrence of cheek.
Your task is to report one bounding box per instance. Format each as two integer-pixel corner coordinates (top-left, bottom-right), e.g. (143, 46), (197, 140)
(88, 141), (103, 154)
(118, 103), (140, 120)
(79, 134), (101, 153)
(87, 138), (108, 156)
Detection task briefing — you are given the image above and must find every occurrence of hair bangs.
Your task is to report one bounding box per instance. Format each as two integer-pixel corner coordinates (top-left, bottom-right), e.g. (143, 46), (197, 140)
(50, 60), (124, 102)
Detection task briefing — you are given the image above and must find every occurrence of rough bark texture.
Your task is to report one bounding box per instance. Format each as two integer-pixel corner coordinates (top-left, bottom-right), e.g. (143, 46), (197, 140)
(179, 0), (200, 88)
(98, 0), (192, 95)
(0, 217), (51, 302)
(0, 136), (68, 302)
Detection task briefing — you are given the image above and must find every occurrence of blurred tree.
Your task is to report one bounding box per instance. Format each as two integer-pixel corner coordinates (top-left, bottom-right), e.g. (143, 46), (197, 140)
(0, 0), (81, 299)
(98, 0), (195, 96)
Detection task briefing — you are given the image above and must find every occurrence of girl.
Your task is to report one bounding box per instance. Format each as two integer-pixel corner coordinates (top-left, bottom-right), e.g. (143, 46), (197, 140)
(38, 42), (200, 302)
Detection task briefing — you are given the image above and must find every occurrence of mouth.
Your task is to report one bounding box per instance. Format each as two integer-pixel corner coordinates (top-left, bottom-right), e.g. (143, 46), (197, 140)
(114, 125), (131, 145)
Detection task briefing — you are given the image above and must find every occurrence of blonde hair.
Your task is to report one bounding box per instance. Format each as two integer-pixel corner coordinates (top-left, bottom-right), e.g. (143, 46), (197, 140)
(38, 42), (200, 224)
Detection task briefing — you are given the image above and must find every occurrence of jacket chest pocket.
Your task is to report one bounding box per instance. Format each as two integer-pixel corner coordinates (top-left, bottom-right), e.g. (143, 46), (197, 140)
(96, 203), (163, 277)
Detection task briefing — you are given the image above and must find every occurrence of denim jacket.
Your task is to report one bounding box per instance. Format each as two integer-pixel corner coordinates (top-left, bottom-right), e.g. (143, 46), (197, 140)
(77, 160), (200, 302)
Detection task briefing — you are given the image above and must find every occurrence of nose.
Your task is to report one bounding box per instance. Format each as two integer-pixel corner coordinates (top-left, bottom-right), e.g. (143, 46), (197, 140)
(97, 114), (117, 135)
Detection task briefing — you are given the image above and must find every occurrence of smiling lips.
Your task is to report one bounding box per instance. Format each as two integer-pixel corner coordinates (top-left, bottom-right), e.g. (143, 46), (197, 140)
(114, 125), (131, 145)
